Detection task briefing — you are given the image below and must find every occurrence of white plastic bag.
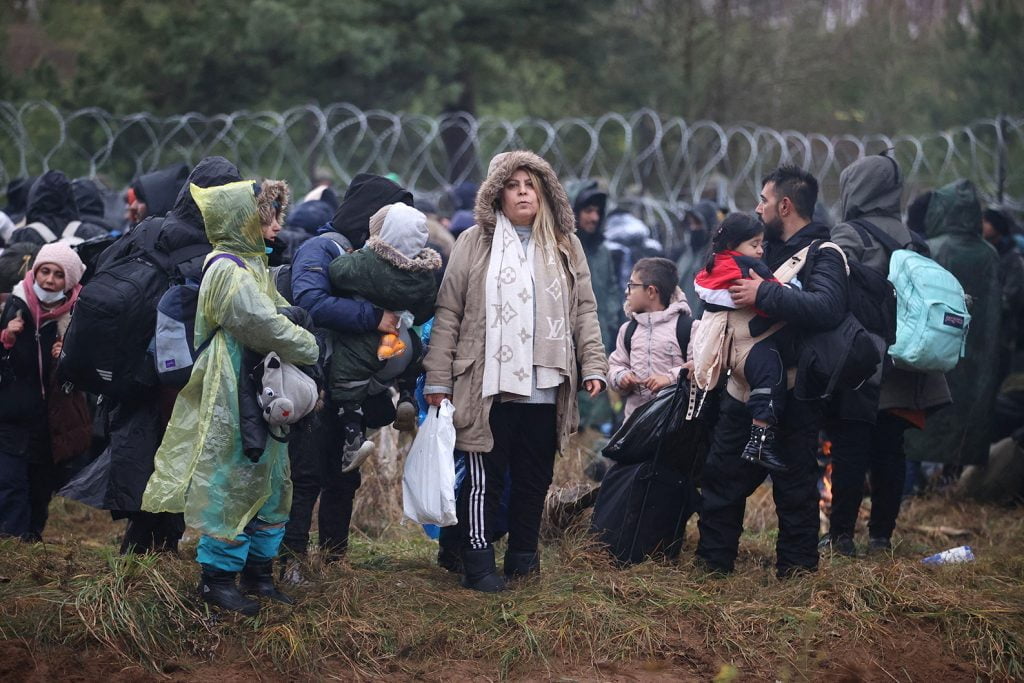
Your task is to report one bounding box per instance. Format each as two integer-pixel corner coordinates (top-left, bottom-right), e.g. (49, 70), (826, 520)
(402, 399), (457, 526)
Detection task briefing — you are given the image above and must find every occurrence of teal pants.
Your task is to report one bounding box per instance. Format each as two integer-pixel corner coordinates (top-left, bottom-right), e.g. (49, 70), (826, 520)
(196, 518), (286, 572)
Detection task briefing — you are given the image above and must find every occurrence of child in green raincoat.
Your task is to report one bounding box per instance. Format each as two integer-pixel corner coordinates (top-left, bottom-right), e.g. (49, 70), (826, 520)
(142, 180), (318, 616)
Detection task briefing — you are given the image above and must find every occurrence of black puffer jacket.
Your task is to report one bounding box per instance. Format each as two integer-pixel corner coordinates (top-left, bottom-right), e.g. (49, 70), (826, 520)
(757, 221), (848, 332)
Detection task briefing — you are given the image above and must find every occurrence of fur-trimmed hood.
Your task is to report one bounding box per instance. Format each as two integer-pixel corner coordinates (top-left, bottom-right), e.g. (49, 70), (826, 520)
(473, 150), (575, 238)
(365, 236), (442, 273)
(258, 179), (291, 226)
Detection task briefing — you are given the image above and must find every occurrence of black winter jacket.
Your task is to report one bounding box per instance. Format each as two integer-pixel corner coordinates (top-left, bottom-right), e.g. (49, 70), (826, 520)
(757, 221), (848, 333)
(0, 294), (59, 457)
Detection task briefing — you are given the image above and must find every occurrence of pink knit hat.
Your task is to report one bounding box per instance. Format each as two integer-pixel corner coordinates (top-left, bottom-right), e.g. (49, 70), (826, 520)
(33, 242), (86, 290)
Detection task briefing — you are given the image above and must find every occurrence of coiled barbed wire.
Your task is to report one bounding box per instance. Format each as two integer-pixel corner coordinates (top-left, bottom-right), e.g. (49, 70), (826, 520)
(1, 101), (1020, 251)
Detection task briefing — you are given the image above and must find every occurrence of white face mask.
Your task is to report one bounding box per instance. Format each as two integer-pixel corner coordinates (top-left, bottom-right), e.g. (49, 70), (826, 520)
(33, 281), (67, 305)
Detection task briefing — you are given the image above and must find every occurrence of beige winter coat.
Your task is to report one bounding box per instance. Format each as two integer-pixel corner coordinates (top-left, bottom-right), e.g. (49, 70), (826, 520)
(423, 150), (608, 454)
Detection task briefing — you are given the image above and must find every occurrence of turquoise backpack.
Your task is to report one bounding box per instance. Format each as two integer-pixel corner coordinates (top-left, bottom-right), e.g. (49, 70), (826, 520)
(852, 219), (970, 373)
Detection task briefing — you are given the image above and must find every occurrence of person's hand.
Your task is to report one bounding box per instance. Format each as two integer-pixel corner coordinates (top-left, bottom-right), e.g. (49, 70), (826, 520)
(425, 393), (451, 407)
(5, 311), (24, 340)
(584, 379), (605, 397)
(51, 337), (63, 359)
(618, 371), (640, 392)
(682, 360), (695, 381)
(728, 272), (765, 308)
(377, 309), (399, 334)
(643, 374), (673, 392)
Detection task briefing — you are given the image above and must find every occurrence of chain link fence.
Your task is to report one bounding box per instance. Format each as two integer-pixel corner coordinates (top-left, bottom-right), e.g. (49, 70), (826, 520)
(2, 101), (1020, 246)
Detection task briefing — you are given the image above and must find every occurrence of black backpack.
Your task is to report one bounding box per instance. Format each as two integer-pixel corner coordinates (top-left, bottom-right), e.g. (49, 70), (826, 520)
(59, 218), (209, 399)
(842, 218), (902, 345)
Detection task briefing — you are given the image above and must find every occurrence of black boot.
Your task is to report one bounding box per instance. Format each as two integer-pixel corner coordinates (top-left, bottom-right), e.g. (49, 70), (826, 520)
(504, 550), (540, 580)
(393, 390), (418, 432)
(741, 424), (787, 472)
(239, 558), (295, 605)
(198, 567), (260, 616)
(460, 547), (505, 593)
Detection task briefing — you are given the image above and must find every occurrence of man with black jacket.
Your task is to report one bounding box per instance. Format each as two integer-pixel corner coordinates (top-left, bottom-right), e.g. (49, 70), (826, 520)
(696, 165), (848, 578)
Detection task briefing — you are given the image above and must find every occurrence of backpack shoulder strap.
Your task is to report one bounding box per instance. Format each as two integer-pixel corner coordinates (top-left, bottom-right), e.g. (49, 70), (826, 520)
(202, 253), (247, 276)
(320, 232), (351, 257)
(25, 222), (58, 243)
(623, 319), (639, 355)
(806, 239), (850, 276)
(675, 312), (692, 353)
(848, 217), (905, 253)
(62, 220), (82, 239)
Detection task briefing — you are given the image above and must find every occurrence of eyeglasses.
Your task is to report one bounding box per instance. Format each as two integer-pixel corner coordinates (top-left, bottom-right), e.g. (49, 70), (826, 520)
(625, 282), (646, 292)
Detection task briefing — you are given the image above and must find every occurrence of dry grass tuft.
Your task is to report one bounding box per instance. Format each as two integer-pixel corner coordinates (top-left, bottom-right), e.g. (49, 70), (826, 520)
(1, 429), (1021, 679)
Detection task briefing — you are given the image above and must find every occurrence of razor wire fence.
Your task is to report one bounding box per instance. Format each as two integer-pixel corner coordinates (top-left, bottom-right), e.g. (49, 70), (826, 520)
(2, 101), (1021, 251)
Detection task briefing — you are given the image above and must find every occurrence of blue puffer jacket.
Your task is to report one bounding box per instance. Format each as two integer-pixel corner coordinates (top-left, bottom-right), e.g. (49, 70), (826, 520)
(290, 224), (380, 333)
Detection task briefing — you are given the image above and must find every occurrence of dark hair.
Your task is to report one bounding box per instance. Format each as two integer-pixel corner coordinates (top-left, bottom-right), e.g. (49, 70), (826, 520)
(762, 165), (818, 220)
(631, 257), (678, 307)
(705, 212), (763, 273)
(983, 208), (1015, 237)
(906, 191), (932, 235)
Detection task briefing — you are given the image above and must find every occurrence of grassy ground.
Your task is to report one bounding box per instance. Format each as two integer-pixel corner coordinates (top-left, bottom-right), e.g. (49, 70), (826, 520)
(1, 429), (1023, 681)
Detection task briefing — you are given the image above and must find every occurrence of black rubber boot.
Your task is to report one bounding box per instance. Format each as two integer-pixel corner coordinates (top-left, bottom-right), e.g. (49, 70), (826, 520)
(198, 567), (260, 616)
(239, 558), (295, 605)
(460, 547), (505, 593)
(503, 550), (540, 580)
(741, 424), (787, 472)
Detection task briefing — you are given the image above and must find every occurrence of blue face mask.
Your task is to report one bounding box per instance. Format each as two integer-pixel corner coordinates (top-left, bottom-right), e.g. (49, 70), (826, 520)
(33, 282), (66, 304)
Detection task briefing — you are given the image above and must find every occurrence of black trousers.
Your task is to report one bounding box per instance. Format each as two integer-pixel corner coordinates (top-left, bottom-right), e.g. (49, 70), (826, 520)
(826, 412), (909, 541)
(121, 511), (186, 554)
(744, 337), (786, 425)
(696, 393), (821, 576)
(283, 405), (362, 557)
(458, 402), (556, 553)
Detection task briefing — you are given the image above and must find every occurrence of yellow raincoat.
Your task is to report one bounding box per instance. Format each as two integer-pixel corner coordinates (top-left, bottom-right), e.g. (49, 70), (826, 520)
(142, 181), (318, 541)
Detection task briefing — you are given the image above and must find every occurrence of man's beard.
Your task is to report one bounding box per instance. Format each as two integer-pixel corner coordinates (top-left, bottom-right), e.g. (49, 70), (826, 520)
(762, 215), (785, 241)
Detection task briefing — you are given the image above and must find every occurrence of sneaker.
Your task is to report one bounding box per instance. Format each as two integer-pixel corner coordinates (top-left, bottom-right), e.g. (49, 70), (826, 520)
(393, 391), (418, 432)
(279, 557), (311, 587)
(341, 422), (376, 473)
(741, 424), (787, 472)
(818, 534), (857, 557)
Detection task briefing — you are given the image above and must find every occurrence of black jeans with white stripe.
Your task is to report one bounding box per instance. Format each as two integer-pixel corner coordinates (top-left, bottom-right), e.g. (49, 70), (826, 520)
(457, 402), (557, 553)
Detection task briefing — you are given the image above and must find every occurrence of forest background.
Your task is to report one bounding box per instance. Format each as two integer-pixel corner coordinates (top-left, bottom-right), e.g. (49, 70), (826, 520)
(3, 0), (1022, 136)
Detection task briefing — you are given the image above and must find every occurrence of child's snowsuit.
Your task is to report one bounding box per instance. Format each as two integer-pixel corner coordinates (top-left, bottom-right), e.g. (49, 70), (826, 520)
(692, 251), (791, 425)
(327, 204), (441, 404)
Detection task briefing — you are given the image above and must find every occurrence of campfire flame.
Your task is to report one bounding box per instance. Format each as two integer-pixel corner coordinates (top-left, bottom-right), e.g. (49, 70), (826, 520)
(819, 463), (833, 511)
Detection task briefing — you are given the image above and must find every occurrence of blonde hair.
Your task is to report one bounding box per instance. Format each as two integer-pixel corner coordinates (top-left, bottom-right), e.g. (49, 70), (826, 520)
(525, 169), (571, 255)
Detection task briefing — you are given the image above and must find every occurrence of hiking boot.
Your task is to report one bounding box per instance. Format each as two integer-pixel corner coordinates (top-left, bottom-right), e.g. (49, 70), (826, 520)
(460, 547), (505, 593)
(239, 558), (295, 605)
(437, 545), (463, 574)
(504, 550), (540, 580)
(741, 424), (787, 472)
(340, 419), (375, 473)
(198, 567), (260, 616)
(393, 391), (418, 432)
(818, 534), (857, 557)
(867, 536), (892, 554)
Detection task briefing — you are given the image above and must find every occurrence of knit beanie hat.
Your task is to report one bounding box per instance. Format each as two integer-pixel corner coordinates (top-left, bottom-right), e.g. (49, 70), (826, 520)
(370, 203), (428, 258)
(33, 241), (86, 290)
(257, 179), (291, 227)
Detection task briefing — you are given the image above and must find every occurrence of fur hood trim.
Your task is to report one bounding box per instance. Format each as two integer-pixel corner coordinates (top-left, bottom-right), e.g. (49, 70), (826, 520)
(367, 236), (442, 273)
(474, 150), (575, 238)
(258, 179), (291, 226)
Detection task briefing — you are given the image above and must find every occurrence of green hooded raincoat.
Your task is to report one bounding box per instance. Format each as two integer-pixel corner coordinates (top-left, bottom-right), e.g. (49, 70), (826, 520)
(142, 181), (318, 540)
(905, 179), (1001, 466)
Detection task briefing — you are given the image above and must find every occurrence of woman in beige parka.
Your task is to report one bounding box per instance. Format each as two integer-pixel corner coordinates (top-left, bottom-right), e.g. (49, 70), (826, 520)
(423, 151), (608, 592)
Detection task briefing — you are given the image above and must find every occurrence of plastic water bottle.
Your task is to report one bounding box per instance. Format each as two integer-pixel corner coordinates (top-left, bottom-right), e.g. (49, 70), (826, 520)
(921, 545), (975, 565)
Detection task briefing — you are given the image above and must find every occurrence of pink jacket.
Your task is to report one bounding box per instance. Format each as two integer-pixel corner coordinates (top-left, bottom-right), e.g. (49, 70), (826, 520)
(608, 295), (690, 420)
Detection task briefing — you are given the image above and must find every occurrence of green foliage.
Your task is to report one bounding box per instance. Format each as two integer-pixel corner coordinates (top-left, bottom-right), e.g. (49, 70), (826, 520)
(0, 0), (1021, 132)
